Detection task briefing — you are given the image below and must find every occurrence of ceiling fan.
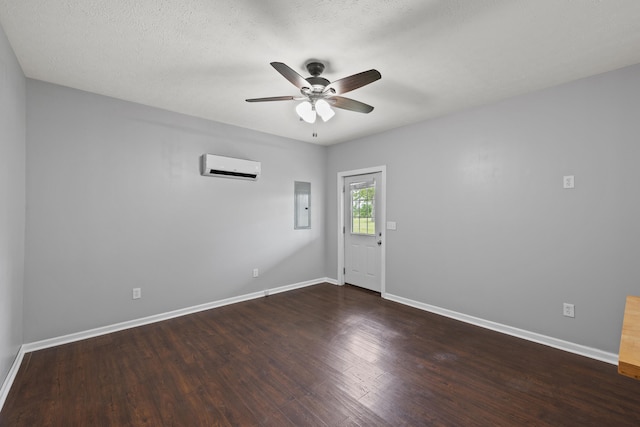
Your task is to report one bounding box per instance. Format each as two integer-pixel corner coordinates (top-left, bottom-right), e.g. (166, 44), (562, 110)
(246, 61), (381, 125)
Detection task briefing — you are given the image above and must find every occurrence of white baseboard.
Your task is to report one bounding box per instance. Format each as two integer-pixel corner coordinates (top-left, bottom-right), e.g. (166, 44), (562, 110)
(0, 345), (26, 412)
(22, 277), (332, 353)
(1, 277), (335, 412)
(5, 279), (615, 414)
(384, 293), (618, 365)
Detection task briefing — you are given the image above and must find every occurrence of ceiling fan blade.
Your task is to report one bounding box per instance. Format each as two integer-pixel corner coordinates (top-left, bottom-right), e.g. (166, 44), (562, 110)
(330, 96), (375, 114)
(325, 69), (381, 95)
(246, 96), (295, 102)
(271, 62), (310, 90)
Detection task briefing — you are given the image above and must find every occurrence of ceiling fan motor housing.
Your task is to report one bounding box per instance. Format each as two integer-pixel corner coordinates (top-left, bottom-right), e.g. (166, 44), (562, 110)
(306, 76), (330, 90)
(304, 62), (330, 93)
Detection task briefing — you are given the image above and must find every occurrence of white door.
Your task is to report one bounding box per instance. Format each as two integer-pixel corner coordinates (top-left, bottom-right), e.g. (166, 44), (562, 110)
(344, 172), (382, 292)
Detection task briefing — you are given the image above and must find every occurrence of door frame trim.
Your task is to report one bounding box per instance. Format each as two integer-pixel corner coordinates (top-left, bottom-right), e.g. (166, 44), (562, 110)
(337, 165), (387, 296)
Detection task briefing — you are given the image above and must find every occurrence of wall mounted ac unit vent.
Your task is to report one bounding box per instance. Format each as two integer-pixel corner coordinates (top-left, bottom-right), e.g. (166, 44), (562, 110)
(200, 154), (261, 180)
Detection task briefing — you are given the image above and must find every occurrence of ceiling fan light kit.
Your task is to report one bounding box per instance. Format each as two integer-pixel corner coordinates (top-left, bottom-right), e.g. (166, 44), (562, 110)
(315, 99), (335, 122)
(246, 60), (381, 134)
(296, 101), (316, 123)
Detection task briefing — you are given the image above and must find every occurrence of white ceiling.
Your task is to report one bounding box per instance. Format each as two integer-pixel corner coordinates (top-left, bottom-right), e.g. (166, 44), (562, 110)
(1, 1), (640, 145)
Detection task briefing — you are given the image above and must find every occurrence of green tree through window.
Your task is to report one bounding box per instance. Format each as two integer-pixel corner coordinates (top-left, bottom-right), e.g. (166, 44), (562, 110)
(350, 183), (375, 235)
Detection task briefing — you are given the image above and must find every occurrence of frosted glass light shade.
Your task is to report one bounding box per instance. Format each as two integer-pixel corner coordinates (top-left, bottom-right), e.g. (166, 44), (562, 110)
(316, 99), (335, 122)
(296, 101), (316, 123)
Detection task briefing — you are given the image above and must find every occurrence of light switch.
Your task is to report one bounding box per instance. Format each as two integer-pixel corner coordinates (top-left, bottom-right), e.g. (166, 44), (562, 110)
(386, 221), (397, 230)
(563, 175), (575, 189)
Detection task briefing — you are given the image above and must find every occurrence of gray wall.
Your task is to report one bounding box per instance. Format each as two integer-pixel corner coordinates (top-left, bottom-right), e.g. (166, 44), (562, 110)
(24, 80), (326, 342)
(326, 63), (640, 354)
(10, 28), (640, 356)
(0, 24), (25, 383)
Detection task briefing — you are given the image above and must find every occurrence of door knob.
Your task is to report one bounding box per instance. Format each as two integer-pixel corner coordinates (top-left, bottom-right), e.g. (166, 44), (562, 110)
(377, 240), (382, 246)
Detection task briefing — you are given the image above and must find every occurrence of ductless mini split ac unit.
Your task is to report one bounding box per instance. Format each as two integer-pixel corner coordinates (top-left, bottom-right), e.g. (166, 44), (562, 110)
(200, 154), (261, 181)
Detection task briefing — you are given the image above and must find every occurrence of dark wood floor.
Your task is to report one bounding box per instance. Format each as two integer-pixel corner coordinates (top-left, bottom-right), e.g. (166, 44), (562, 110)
(2, 283), (640, 426)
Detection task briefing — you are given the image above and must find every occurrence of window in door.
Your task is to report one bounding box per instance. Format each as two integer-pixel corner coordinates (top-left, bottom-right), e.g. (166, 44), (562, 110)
(350, 180), (376, 236)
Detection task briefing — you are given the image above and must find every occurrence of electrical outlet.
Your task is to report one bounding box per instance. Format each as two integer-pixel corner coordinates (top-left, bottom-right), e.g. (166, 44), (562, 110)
(563, 175), (575, 189)
(563, 303), (575, 318)
(132, 288), (141, 300)
(253, 268), (259, 278)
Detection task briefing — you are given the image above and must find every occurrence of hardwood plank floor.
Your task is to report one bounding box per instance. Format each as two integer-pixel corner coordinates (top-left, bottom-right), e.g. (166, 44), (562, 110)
(2, 283), (640, 426)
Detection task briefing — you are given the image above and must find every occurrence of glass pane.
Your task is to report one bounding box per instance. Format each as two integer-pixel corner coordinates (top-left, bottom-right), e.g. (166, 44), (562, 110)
(350, 180), (375, 235)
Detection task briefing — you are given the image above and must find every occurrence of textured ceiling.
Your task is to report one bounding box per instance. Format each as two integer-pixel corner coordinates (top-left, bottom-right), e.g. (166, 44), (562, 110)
(1, 0), (640, 145)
